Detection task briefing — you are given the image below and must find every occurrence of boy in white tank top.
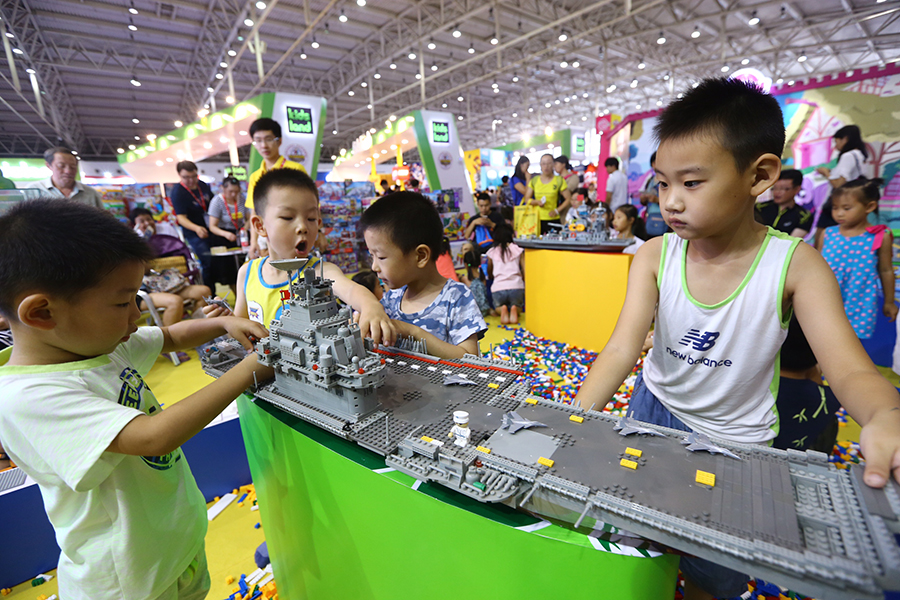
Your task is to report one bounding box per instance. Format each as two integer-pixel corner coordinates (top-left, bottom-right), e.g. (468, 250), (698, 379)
(575, 78), (900, 600)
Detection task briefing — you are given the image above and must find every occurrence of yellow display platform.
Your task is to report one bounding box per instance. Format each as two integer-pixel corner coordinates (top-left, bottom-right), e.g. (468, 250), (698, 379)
(524, 249), (632, 352)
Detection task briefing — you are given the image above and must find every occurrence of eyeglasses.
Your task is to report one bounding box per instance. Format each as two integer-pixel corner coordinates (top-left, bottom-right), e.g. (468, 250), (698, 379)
(252, 137), (279, 146)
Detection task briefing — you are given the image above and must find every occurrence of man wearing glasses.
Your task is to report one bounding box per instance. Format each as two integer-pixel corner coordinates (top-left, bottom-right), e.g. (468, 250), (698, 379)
(245, 118), (307, 258)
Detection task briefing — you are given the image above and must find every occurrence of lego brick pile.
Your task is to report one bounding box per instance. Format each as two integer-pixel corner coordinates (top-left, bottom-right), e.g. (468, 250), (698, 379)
(483, 326), (639, 413)
(673, 576), (819, 600)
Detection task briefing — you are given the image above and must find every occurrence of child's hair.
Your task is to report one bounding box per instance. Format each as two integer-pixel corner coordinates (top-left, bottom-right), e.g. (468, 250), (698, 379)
(250, 117), (282, 139)
(616, 205), (648, 240)
(129, 207), (153, 222)
(779, 169), (803, 187)
(604, 157), (619, 168)
(513, 156), (530, 181)
(492, 222), (516, 261)
(0, 199), (154, 319)
(254, 168), (319, 217)
(358, 191), (443, 261)
(476, 191), (490, 203)
(463, 250), (484, 281)
(441, 236), (452, 256)
(500, 205), (514, 222)
(840, 177), (884, 209)
(654, 77), (785, 173)
(176, 160), (197, 173)
(351, 270), (380, 295)
(554, 155), (572, 170)
(833, 125), (868, 159)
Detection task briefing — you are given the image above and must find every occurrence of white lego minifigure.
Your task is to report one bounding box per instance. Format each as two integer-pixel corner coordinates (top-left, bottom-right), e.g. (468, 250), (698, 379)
(449, 410), (471, 447)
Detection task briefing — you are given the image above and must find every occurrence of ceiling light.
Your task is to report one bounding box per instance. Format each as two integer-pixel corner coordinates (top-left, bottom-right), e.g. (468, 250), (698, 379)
(458, 95), (464, 101)
(636, 103), (642, 109)
(207, 86), (214, 92)
(128, 7), (138, 14)
(630, 79), (638, 88)
(512, 112), (517, 117)
(409, 52), (416, 59)
(581, 116), (587, 121)
(607, 84), (616, 93)
(431, 64), (438, 71)
(331, 155), (337, 160)
(215, 73), (224, 79)
(797, 54), (807, 62)
(490, 37), (499, 45)
(582, 92), (589, 98)
(220, 61), (228, 68)
(656, 100), (663, 106)
(339, 10), (348, 22)
(468, 46), (475, 54)
(373, 72), (381, 78)
(390, 144), (397, 149)
(442, 103), (447, 108)
(721, 65), (730, 72)
(558, 31), (568, 42)
(571, 61), (579, 68)
(117, 147), (125, 153)
(226, 95), (235, 104)
(203, 142), (212, 149)
(560, 61), (568, 68)
(512, 74), (519, 82)
(128, 24), (138, 31)
(244, 18), (254, 27)
(167, 135), (176, 140)
(776, 78), (784, 84)
(174, 120), (183, 127)
(132, 118), (140, 123)
(333, 129), (338, 134)
(566, 120), (571, 125)
(348, 90), (355, 96)
(748, 11), (760, 26)
(691, 27), (700, 38)
(227, 49), (237, 56)
(428, 40), (436, 50)
(361, 81), (367, 87)
(369, 128), (376, 134)
(300, 51), (307, 59)
(311, 39), (320, 48)
(256, 1), (267, 9)
(128, 144), (136, 150)
(11, 48), (22, 54)
(638, 60), (646, 69)
(457, 115), (463, 121)
(452, 28), (461, 38)
(657, 32), (666, 44)
(415, 73), (421, 79)
(493, 88), (499, 93)
(544, 102), (551, 108)
(663, 74), (670, 80)
(544, 126), (553, 137)
(148, 134), (157, 141)
(401, 139), (408, 144)
(788, 80), (795, 85)
(491, 82), (499, 88)
(357, 0), (366, 6)
(389, 63), (396, 69)
(25, 68), (35, 74)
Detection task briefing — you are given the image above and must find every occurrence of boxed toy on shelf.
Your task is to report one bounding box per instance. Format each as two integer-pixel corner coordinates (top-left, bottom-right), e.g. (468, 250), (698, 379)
(316, 181), (376, 273)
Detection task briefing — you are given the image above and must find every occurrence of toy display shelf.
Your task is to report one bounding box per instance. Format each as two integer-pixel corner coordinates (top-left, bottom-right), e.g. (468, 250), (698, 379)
(237, 395), (678, 600)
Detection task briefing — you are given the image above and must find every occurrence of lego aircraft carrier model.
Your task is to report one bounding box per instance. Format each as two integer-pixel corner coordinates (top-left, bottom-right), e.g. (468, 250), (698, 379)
(202, 261), (900, 600)
(515, 204), (634, 252)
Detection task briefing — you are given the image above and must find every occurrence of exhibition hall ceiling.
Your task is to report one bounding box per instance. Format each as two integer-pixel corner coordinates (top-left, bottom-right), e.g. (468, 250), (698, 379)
(0, 0), (898, 160)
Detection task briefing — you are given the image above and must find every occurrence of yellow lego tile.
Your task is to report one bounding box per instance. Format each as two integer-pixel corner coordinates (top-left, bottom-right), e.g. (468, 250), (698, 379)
(476, 446), (491, 454)
(420, 435), (434, 443)
(569, 415), (584, 423)
(525, 397), (538, 404)
(695, 470), (716, 487)
(625, 447), (642, 458)
(620, 459), (638, 470)
(537, 456), (555, 467)
(488, 382), (500, 389)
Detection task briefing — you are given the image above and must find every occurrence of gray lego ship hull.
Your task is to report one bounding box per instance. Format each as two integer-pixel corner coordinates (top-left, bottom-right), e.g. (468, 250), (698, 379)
(201, 267), (900, 600)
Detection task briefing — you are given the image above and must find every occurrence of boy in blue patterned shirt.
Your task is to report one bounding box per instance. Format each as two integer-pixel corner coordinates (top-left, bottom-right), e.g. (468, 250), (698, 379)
(360, 192), (487, 358)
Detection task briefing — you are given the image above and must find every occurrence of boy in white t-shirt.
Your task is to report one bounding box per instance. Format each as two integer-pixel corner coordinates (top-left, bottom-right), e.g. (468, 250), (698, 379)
(575, 78), (900, 600)
(0, 199), (273, 600)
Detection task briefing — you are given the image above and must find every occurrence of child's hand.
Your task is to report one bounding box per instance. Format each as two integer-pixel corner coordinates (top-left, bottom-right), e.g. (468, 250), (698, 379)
(859, 407), (900, 487)
(202, 296), (234, 318)
(356, 301), (397, 347)
(221, 317), (268, 350)
(235, 352), (275, 385)
(884, 301), (898, 322)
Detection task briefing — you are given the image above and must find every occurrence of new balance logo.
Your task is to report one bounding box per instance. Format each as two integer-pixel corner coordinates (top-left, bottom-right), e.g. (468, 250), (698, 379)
(679, 329), (719, 351)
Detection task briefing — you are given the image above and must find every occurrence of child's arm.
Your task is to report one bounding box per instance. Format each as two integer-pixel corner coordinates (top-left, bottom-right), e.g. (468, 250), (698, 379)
(391, 320), (478, 358)
(575, 241), (661, 411)
(203, 262), (249, 318)
(790, 243), (900, 487)
(877, 231), (897, 321)
(814, 229), (825, 252)
(325, 261), (397, 346)
(161, 315), (266, 354)
(487, 257), (494, 280)
(107, 352), (273, 456)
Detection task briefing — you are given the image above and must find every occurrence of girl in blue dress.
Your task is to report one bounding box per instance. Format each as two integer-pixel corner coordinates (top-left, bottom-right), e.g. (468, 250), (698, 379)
(816, 177), (896, 338)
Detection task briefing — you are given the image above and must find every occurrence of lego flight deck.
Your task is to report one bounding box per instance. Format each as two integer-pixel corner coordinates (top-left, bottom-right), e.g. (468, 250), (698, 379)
(202, 258), (900, 600)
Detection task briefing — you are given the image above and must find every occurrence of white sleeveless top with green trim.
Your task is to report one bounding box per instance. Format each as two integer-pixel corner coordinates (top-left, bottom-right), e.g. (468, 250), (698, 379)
(642, 228), (801, 444)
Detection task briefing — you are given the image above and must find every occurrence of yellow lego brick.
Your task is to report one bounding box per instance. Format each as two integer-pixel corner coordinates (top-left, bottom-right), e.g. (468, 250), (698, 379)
(476, 446), (491, 454)
(525, 397), (538, 404)
(695, 470), (716, 487)
(420, 435), (434, 443)
(488, 382), (500, 389)
(625, 447), (642, 458)
(620, 458), (638, 470)
(569, 415), (584, 423)
(537, 457), (555, 468)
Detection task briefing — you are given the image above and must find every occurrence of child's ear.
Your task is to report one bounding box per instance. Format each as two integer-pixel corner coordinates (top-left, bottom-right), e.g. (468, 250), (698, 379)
(251, 213), (266, 238)
(865, 201), (878, 215)
(415, 244), (432, 268)
(17, 294), (57, 331)
(749, 153), (782, 197)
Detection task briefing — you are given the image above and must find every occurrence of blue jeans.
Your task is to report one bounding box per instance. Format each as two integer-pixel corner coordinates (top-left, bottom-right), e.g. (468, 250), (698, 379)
(631, 373), (751, 599)
(492, 288), (524, 309)
(182, 231), (213, 290)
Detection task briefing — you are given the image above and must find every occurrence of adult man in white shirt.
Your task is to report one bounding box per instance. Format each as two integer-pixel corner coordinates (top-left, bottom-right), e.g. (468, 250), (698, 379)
(27, 147), (104, 209)
(604, 157), (628, 211)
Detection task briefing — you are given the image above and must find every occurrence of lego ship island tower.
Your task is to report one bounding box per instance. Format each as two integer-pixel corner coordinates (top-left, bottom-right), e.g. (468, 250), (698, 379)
(255, 258), (385, 421)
